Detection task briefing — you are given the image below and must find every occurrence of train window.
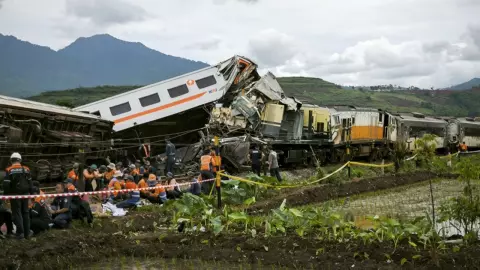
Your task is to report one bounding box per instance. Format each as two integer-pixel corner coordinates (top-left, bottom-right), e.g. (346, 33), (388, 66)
(379, 113), (383, 122)
(318, 122), (325, 132)
(196, 75), (217, 89)
(92, 111), (101, 116)
(139, 93), (161, 107)
(465, 127), (480, 137)
(352, 117), (355, 125)
(110, 102), (131, 116)
(168, 84), (189, 98)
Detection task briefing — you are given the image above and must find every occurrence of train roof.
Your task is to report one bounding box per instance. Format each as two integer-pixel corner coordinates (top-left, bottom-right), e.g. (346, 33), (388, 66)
(330, 105), (381, 112)
(74, 55), (257, 110)
(395, 112), (447, 126)
(455, 117), (480, 128)
(0, 94), (109, 122)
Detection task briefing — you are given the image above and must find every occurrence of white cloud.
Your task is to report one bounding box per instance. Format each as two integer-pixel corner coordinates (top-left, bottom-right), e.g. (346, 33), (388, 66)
(247, 29), (298, 67)
(65, 0), (148, 26)
(0, 0), (479, 88)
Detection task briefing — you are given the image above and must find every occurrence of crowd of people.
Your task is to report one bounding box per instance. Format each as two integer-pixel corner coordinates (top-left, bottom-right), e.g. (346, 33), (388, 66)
(0, 141), (282, 240)
(0, 150), (211, 240)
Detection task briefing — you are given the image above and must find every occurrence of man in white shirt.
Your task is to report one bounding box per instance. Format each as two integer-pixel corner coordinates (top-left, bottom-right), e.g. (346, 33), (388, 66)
(268, 148), (282, 182)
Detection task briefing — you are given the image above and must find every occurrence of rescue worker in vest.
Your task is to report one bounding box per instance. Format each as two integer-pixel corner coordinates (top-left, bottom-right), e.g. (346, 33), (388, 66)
(108, 171), (124, 202)
(67, 163), (80, 186)
(105, 163), (116, 183)
(50, 183), (72, 229)
(30, 181), (52, 235)
(268, 148), (282, 182)
(249, 145), (263, 176)
(145, 174), (168, 204)
(137, 172), (149, 198)
(459, 141), (468, 152)
(116, 176), (140, 209)
(3, 152), (33, 239)
(200, 149), (215, 194)
(83, 164), (96, 192)
(165, 172), (182, 199)
(128, 164), (140, 183)
(261, 146), (269, 176)
(0, 200), (14, 238)
(165, 138), (176, 175)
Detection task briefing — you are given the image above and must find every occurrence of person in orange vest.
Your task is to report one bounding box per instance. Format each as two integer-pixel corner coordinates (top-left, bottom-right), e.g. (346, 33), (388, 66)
(108, 171), (124, 202)
(128, 164), (140, 183)
(3, 152), (33, 240)
(145, 174), (167, 204)
(200, 149), (215, 194)
(459, 141), (468, 152)
(137, 173), (149, 198)
(29, 181), (52, 235)
(104, 163), (116, 182)
(67, 163), (79, 186)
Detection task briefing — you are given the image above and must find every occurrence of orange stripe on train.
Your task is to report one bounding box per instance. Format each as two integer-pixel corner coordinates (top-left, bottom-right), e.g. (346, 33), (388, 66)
(114, 92), (206, 124)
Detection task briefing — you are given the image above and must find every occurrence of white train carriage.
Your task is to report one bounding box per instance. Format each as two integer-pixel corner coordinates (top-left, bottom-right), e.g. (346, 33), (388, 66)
(74, 55), (258, 132)
(393, 112), (448, 151)
(447, 117), (480, 149)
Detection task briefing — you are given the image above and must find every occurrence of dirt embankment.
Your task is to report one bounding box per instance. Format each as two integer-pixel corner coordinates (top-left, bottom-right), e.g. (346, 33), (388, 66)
(1, 211), (478, 270)
(247, 172), (458, 213)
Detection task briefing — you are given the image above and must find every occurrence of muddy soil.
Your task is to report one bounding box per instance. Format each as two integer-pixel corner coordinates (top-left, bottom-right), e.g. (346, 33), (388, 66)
(247, 172), (458, 213)
(0, 211), (478, 270)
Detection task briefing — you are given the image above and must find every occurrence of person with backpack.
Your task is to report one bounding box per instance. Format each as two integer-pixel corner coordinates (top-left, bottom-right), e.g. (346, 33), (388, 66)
(3, 152), (33, 239)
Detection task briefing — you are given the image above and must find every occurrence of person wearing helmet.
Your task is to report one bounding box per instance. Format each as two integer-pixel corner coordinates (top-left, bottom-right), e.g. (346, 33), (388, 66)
(83, 164), (96, 192)
(67, 163), (80, 186)
(104, 163), (116, 183)
(128, 164), (140, 183)
(3, 152), (33, 239)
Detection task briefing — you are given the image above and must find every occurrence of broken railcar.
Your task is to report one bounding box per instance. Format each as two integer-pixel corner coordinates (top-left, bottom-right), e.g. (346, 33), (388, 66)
(0, 95), (113, 182)
(393, 112), (448, 152)
(73, 55), (259, 165)
(447, 117), (480, 151)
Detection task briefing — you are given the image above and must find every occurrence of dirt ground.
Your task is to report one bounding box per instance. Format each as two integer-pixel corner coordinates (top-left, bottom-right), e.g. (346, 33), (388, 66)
(1, 211), (479, 270)
(247, 171), (458, 213)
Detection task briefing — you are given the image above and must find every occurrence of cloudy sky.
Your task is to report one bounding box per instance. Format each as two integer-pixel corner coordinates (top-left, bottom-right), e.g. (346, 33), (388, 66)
(0, 0), (479, 88)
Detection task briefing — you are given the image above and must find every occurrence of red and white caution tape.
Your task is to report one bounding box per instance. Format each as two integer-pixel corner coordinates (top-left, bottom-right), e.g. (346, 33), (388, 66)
(0, 178), (215, 200)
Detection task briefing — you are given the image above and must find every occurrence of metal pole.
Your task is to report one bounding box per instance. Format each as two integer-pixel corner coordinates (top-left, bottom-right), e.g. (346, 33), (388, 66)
(214, 136), (222, 209)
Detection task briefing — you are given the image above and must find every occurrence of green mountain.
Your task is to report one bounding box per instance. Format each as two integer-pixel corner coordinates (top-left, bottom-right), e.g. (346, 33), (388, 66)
(0, 34), (208, 97)
(29, 77), (480, 117)
(449, 78), (480, 90)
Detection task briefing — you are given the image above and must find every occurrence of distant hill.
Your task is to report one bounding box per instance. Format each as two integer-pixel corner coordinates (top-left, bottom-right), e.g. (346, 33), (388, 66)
(0, 34), (208, 97)
(449, 78), (480, 90)
(29, 77), (480, 117)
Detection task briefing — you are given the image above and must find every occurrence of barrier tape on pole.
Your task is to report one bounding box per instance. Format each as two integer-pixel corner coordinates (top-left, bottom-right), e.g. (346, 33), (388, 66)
(0, 178), (215, 200)
(219, 162), (350, 189)
(348, 161), (394, 168)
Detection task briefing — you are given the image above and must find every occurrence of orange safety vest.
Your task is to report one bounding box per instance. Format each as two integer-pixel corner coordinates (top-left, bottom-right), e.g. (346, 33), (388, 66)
(104, 170), (115, 181)
(68, 170), (79, 182)
(200, 155), (213, 171)
(460, 143), (468, 151)
(211, 154), (221, 172)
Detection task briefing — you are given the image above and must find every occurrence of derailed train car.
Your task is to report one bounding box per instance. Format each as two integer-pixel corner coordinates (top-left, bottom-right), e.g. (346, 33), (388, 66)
(447, 117), (480, 151)
(63, 54), (474, 172)
(0, 95), (113, 182)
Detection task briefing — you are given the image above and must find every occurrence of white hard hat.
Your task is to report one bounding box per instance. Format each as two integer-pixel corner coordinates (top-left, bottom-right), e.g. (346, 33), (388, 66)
(10, 152), (22, 160)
